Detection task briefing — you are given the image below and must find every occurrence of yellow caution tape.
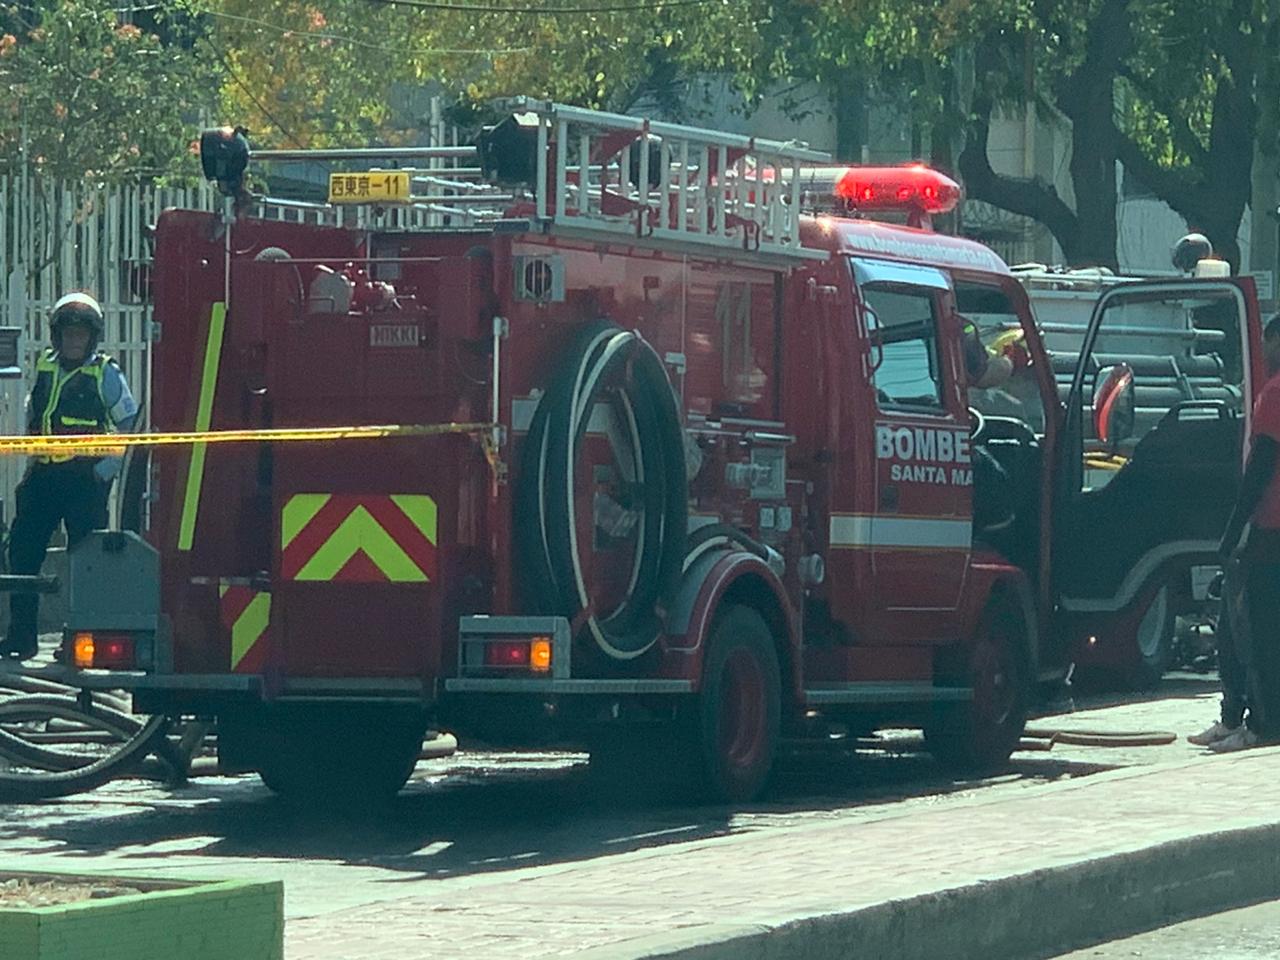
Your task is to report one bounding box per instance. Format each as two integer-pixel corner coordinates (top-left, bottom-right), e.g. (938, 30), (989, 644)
(0, 422), (495, 457)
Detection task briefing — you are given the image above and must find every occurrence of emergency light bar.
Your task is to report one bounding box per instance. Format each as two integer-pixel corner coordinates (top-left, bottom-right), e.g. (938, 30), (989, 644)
(833, 165), (962, 215)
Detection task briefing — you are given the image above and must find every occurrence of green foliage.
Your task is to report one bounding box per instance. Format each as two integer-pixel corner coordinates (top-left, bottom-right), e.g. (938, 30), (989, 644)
(10, 0), (1265, 262)
(0, 1), (216, 182)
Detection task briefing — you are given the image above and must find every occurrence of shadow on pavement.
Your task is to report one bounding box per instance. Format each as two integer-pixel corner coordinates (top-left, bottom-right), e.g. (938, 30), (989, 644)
(0, 734), (1122, 883)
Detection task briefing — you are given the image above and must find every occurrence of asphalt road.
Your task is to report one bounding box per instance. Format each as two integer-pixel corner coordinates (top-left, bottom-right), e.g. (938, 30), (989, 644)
(1045, 899), (1280, 959)
(0, 672), (1229, 922)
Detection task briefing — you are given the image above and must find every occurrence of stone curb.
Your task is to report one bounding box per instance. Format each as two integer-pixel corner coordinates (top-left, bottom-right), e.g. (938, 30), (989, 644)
(574, 823), (1280, 960)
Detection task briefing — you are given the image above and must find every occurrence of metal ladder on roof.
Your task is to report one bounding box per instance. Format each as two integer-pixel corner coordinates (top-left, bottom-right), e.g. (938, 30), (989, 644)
(504, 97), (831, 260)
(251, 98), (833, 258)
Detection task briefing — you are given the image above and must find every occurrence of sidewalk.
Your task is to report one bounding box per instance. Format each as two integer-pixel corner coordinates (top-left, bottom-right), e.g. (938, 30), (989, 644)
(286, 749), (1280, 960)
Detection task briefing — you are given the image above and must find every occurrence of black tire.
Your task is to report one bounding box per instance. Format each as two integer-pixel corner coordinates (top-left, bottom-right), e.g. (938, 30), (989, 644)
(688, 605), (781, 803)
(925, 593), (1029, 772)
(1129, 585), (1174, 691)
(254, 709), (426, 803)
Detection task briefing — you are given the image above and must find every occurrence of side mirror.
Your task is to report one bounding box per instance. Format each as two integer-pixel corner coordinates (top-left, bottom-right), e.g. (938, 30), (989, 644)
(864, 306), (884, 372)
(1092, 362), (1136, 452)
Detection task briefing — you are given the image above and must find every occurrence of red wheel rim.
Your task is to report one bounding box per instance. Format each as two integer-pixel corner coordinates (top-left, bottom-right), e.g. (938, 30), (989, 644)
(719, 648), (766, 771)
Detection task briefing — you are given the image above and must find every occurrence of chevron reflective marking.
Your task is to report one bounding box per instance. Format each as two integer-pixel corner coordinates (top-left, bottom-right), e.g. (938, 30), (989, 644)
(219, 581), (271, 674)
(281, 493), (438, 583)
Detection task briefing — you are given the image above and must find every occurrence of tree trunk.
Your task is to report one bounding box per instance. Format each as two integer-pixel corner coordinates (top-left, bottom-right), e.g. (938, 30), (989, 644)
(833, 68), (866, 163)
(1054, 0), (1133, 270)
(1251, 14), (1280, 299)
(1063, 96), (1120, 270)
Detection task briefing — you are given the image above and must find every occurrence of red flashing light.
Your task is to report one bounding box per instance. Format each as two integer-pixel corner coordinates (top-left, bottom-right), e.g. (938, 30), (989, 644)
(485, 641), (531, 667)
(833, 164), (962, 216)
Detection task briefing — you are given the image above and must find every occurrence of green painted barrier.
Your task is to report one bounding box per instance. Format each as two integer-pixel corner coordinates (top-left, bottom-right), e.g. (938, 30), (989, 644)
(0, 871), (282, 960)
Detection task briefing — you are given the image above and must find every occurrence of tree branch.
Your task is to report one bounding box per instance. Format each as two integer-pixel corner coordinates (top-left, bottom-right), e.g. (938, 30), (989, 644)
(1113, 131), (1206, 224)
(958, 93), (1080, 258)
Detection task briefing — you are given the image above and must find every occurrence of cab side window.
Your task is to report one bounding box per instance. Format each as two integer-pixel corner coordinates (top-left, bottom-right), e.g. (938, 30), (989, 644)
(954, 282), (1047, 435)
(864, 284), (945, 409)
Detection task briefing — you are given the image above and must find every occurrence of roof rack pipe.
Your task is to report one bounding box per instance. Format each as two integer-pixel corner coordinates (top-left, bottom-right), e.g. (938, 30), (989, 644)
(540, 101), (831, 162)
(252, 146), (478, 162)
(415, 192), (517, 203)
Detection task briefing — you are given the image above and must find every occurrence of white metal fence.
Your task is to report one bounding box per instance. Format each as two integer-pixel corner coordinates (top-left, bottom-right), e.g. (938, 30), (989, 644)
(0, 172), (220, 524)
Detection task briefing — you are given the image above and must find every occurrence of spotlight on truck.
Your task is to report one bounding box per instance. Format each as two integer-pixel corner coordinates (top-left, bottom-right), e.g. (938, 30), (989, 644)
(199, 126), (251, 198)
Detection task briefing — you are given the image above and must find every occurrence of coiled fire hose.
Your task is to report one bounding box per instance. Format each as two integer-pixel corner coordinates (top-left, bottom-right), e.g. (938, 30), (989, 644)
(519, 322), (687, 660)
(0, 657), (212, 802)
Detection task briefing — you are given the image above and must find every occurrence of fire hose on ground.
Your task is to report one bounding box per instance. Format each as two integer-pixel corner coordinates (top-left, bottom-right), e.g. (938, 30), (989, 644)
(1019, 727), (1179, 750)
(0, 659), (459, 803)
(0, 660), (213, 802)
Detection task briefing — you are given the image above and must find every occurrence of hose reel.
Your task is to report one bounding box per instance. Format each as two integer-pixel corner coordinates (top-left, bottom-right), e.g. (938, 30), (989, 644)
(519, 323), (687, 659)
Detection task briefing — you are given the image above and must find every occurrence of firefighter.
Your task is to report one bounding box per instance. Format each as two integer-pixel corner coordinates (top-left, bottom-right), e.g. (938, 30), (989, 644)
(962, 317), (1025, 534)
(0, 294), (138, 661)
(961, 318), (1020, 389)
(1201, 312), (1280, 751)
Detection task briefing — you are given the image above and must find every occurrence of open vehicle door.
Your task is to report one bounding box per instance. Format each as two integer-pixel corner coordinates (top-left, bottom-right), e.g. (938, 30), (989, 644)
(1054, 277), (1261, 685)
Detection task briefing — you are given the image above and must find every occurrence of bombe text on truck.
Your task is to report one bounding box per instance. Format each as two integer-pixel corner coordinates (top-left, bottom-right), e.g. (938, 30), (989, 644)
(39, 99), (1264, 802)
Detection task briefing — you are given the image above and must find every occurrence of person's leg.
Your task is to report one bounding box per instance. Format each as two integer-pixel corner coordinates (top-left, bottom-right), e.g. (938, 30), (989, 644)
(1245, 561), (1280, 741)
(1191, 564), (1249, 744)
(3, 466), (66, 658)
(1219, 563), (1249, 727)
(61, 462), (109, 549)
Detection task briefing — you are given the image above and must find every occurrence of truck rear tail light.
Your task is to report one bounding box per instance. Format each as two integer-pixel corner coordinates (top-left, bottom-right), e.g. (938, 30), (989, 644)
(482, 637), (554, 672)
(72, 632), (135, 670)
(485, 641), (531, 667)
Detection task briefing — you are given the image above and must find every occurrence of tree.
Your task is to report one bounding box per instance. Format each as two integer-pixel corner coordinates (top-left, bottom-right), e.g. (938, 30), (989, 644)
(0, 1), (216, 181)
(202, 0), (1280, 272)
(203, 0), (775, 146)
(954, 0), (1280, 270)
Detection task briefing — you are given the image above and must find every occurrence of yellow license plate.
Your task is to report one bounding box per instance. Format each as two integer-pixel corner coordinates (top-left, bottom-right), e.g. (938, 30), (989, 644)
(328, 172), (411, 204)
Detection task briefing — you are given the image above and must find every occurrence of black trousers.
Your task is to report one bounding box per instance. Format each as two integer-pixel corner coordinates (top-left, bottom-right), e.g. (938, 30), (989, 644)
(6, 460), (109, 643)
(1245, 559), (1280, 740)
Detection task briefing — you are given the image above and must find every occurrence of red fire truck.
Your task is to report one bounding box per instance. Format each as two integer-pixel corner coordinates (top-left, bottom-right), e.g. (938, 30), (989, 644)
(57, 99), (1262, 802)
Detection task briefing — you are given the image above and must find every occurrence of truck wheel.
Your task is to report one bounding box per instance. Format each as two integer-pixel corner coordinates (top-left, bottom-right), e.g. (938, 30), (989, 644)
(1129, 585), (1174, 691)
(925, 595), (1028, 772)
(689, 605), (781, 803)
(256, 709), (426, 803)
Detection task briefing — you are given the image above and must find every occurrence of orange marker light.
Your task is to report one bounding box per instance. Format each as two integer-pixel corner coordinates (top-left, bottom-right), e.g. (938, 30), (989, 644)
(530, 638), (552, 673)
(73, 632), (95, 668)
